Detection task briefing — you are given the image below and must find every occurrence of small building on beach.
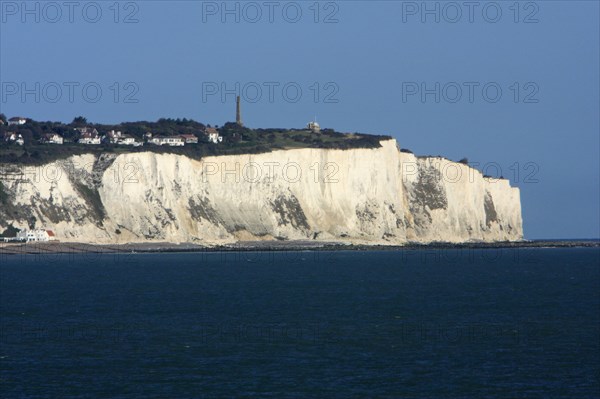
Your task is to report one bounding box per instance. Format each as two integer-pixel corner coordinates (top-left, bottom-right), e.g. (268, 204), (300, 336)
(15, 229), (57, 242)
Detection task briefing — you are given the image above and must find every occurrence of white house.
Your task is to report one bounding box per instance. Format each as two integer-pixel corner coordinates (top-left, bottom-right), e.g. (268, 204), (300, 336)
(41, 133), (63, 145)
(4, 132), (24, 145)
(208, 132), (223, 144)
(148, 136), (185, 146)
(76, 127), (98, 135)
(179, 134), (199, 144)
(79, 135), (101, 145)
(117, 135), (143, 147)
(77, 127), (101, 145)
(16, 229), (57, 242)
(204, 128), (223, 144)
(8, 117), (27, 126)
(104, 130), (122, 144)
(307, 121), (321, 133)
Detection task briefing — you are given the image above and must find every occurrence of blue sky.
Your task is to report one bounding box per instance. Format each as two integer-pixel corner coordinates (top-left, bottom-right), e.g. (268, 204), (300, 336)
(1, 1), (598, 239)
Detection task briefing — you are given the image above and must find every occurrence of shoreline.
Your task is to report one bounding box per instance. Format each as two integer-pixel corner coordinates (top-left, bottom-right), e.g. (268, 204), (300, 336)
(0, 240), (598, 256)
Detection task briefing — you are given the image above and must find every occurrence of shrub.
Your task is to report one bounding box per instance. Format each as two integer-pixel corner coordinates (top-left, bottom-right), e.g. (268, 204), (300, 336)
(0, 182), (8, 203)
(0, 225), (19, 238)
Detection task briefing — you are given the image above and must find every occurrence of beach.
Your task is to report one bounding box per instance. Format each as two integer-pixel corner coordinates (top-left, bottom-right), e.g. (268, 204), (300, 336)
(1, 240), (598, 256)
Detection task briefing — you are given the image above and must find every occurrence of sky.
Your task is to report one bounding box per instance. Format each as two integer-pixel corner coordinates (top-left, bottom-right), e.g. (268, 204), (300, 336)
(0, 0), (598, 239)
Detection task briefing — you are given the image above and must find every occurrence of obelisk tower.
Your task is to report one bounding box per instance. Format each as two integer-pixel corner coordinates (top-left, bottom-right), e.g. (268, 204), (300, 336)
(236, 96), (243, 126)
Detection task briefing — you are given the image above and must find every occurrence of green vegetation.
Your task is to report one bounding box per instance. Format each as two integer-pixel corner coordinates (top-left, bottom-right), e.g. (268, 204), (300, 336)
(0, 117), (392, 165)
(73, 182), (106, 222)
(0, 181), (7, 204)
(0, 181), (21, 228)
(0, 225), (19, 238)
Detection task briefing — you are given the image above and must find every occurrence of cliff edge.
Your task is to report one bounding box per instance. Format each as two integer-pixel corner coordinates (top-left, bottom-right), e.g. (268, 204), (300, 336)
(0, 139), (523, 245)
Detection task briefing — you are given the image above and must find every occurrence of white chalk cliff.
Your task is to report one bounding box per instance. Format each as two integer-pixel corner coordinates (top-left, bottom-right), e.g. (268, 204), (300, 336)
(0, 139), (523, 245)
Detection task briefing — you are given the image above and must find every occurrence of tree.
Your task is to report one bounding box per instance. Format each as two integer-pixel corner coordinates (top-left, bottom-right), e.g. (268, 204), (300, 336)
(62, 129), (79, 142)
(0, 113), (7, 124)
(72, 116), (87, 126)
(19, 129), (34, 143)
(459, 158), (469, 165)
(0, 225), (19, 238)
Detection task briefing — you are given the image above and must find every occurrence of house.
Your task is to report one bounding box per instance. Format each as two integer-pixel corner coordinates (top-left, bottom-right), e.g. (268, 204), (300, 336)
(4, 132), (24, 145)
(76, 127), (101, 145)
(103, 130), (122, 144)
(179, 134), (199, 144)
(117, 134), (143, 147)
(40, 133), (63, 144)
(78, 134), (101, 145)
(204, 127), (223, 144)
(307, 121), (321, 133)
(208, 132), (223, 144)
(16, 229), (57, 242)
(148, 136), (185, 146)
(76, 127), (99, 135)
(8, 117), (27, 126)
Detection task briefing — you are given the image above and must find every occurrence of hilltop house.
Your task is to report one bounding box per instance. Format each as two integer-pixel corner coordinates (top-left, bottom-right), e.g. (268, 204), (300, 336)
(8, 117), (27, 126)
(104, 130), (122, 144)
(204, 127), (223, 144)
(40, 133), (64, 145)
(148, 136), (185, 146)
(4, 132), (24, 145)
(179, 134), (199, 144)
(76, 127), (101, 145)
(16, 229), (57, 242)
(117, 134), (143, 147)
(76, 127), (99, 135)
(307, 121), (321, 133)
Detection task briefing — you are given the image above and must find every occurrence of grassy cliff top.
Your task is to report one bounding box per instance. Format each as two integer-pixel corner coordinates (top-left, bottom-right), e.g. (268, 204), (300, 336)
(0, 119), (392, 165)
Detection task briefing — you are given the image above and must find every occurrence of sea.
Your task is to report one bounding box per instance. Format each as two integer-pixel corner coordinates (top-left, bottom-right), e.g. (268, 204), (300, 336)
(1, 247), (599, 398)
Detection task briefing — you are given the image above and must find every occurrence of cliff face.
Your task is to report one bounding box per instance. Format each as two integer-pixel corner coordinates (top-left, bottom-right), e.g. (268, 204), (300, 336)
(0, 140), (523, 245)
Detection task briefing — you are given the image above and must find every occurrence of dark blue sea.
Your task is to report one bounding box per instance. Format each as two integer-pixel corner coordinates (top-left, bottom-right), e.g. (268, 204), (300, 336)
(1, 248), (599, 398)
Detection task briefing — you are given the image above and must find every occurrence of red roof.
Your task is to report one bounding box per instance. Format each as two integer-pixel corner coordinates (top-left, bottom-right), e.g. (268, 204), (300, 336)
(46, 230), (55, 236)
